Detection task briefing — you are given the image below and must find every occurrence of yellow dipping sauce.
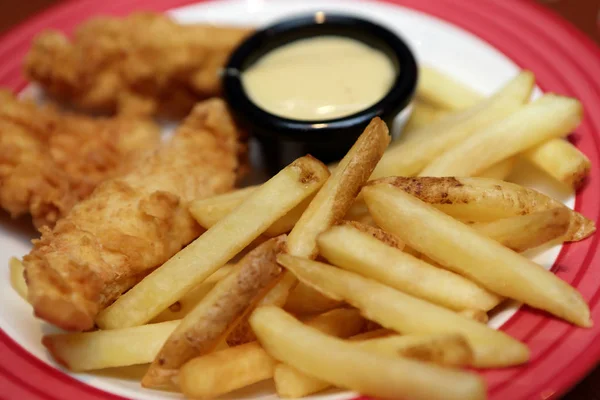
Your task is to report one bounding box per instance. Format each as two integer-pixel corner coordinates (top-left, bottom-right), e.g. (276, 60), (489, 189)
(242, 36), (396, 121)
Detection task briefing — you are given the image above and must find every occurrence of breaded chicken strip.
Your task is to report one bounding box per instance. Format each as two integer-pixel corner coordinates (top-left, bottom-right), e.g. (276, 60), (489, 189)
(25, 12), (251, 117)
(23, 99), (242, 331)
(0, 90), (160, 229)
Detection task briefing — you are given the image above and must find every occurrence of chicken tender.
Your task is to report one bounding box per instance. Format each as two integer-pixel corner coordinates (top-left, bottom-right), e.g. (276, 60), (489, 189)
(0, 90), (160, 229)
(25, 12), (252, 117)
(23, 98), (242, 331)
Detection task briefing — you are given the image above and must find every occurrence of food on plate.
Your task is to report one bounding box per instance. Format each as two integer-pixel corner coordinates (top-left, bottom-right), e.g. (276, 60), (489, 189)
(189, 186), (314, 237)
(458, 309), (489, 324)
(476, 157), (517, 180)
(25, 13), (252, 117)
(417, 65), (590, 188)
(403, 99), (448, 134)
(151, 265), (234, 323)
(420, 95), (583, 177)
(142, 236), (286, 388)
(377, 176), (594, 241)
(416, 66), (483, 110)
(9, 257), (28, 301)
(524, 138), (591, 188)
(286, 117), (390, 258)
(370, 71), (535, 179)
(0, 90), (160, 229)
(470, 208), (571, 253)
(278, 254), (530, 368)
(250, 307), (486, 400)
(242, 36), (396, 120)
(23, 99), (242, 331)
(274, 333), (473, 398)
(178, 308), (365, 398)
(43, 320), (179, 371)
(363, 183), (591, 327)
(96, 154), (329, 330)
(318, 222), (501, 311)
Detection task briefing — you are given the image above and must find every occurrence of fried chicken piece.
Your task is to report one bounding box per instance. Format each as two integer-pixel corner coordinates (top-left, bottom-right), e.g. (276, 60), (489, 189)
(25, 12), (252, 117)
(23, 98), (242, 331)
(0, 90), (160, 229)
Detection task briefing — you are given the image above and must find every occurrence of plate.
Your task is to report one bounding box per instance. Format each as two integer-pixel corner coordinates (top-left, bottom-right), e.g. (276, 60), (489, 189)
(1, 1), (600, 399)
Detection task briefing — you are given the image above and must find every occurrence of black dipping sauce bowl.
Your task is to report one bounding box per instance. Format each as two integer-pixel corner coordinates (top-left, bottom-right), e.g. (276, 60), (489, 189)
(222, 13), (418, 173)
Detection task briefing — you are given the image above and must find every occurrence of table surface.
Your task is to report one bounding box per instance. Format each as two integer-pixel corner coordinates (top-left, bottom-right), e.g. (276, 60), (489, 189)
(0, 1), (599, 399)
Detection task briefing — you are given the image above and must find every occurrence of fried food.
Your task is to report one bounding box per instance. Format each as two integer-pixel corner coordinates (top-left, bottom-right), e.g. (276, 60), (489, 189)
(23, 99), (242, 331)
(363, 182), (591, 327)
(25, 13), (252, 117)
(0, 90), (160, 229)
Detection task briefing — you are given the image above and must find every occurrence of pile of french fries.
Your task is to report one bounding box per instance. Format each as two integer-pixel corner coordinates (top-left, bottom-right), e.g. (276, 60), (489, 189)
(10, 66), (596, 400)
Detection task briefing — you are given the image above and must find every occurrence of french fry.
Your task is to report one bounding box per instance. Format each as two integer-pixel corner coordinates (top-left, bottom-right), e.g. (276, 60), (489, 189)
(284, 282), (344, 316)
(524, 138), (591, 189)
(318, 223), (500, 311)
(477, 157), (517, 180)
(152, 265), (234, 323)
(189, 189), (314, 237)
(287, 117), (390, 258)
(9, 257), (28, 301)
(348, 329), (394, 341)
(363, 183), (591, 327)
(179, 341), (276, 399)
(142, 236), (286, 388)
(374, 176), (595, 241)
(420, 95), (583, 177)
(246, 118), (390, 335)
(274, 333), (473, 398)
(226, 271), (299, 346)
(277, 254), (529, 368)
(403, 100), (450, 135)
(459, 309), (489, 324)
(471, 208), (571, 252)
(415, 66), (590, 189)
(96, 155), (329, 329)
(251, 307), (486, 400)
(370, 71), (534, 179)
(178, 308), (365, 399)
(417, 66), (484, 110)
(42, 321), (179, 372)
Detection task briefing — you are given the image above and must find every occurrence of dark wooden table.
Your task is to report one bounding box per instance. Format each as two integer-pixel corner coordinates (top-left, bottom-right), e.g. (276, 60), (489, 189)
(1, 0), (599, 399)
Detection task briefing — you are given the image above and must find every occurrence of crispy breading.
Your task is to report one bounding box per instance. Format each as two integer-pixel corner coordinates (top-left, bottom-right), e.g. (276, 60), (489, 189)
(0, 90), (160, 229)
(23, 98), (242, 331)
(25, 12), (252, 117)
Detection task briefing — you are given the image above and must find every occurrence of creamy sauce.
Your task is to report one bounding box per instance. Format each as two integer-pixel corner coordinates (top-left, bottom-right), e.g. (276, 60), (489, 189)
(242, 36), (396, 121)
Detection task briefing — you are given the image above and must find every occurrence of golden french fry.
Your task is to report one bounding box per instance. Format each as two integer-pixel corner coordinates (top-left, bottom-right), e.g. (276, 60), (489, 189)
(403, 100), (450, 135)
(252, 307), (486, 400)
(287, 117), (390, 258)
(420, 95), (583, 177)
(96, 155), (329, 329)
(318, 223), (500, 311)
(374, 176), (595, 242)
(364, 183), (591, 327)
(471, 208), (571, 252)
(179, 341), (276, 399)
(9, 257), (28, 301)
(477, 157), (517, 180)
(349, 329), (395, 341)
(284, 282), (344, 316)
(142, 236), (286, 388)
(274, 332), (473, 398)
(42, 321), (179, 372)
(417, 66), (485, 110)
(178, 308), (365, 399)
(277, 254), (529, 368)
(151, 265), (234, 323)
(226, 271), (299, 346)
(189, 188), (314, 237)
(524, 138), (591, 189)
(371, 71), (534, 179)
(459, 309), (489, 324)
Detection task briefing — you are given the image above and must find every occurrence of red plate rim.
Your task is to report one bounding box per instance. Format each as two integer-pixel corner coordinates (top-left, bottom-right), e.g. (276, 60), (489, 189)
(1, 0), (600, 399)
